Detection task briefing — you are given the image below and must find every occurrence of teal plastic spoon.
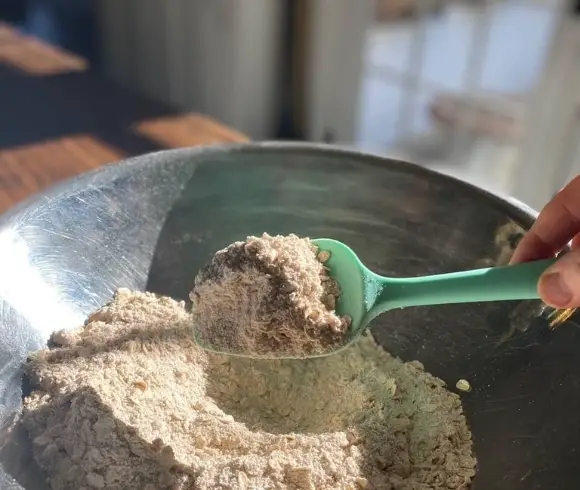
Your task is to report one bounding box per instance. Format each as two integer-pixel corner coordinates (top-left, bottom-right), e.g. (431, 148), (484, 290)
(313, 238), (557, 355)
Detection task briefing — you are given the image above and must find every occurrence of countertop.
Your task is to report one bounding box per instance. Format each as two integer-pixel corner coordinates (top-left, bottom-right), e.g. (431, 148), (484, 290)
(0, 22), (248, 213)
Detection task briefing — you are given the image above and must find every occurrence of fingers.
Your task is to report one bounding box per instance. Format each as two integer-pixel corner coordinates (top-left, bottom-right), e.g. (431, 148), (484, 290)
(538, 248), (580, 308)
(511, 174), (580, 264)
(513, 175), (580, 307)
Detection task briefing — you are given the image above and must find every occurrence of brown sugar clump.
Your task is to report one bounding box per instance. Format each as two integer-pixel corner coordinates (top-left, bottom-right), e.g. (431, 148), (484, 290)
(190, 233), (350, 357)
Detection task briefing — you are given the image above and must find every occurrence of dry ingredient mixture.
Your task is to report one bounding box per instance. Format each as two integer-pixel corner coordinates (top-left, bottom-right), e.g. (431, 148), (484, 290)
(20, 289), (476, 490)
(191, 233), (350, 357)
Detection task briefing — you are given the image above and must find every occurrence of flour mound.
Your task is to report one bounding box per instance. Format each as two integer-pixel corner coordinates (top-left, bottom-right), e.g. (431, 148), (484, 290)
(190, 233), (350, 357)
(21, 289), (476, 490)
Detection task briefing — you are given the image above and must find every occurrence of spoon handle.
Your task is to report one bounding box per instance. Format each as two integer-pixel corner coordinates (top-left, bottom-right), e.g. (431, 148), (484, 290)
(375, 258), (558, 312)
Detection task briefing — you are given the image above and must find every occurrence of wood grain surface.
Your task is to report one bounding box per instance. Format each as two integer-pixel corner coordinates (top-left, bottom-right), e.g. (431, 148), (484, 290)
(0, 22), (248, 214)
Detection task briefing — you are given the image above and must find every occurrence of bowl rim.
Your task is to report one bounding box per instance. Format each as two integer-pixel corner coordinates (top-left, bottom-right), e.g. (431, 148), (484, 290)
(0, 141), (538, 230)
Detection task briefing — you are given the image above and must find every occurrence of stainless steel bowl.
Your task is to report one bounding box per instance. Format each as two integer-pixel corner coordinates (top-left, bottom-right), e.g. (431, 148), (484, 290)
(0, 143), (577, 490)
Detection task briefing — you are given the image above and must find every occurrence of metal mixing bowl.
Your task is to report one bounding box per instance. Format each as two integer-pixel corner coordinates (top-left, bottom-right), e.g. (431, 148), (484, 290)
(0, 143), (578, 490)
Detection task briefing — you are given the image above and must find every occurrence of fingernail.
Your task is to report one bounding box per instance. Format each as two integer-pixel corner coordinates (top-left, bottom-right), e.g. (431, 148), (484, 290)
(540, 272), (572, 307)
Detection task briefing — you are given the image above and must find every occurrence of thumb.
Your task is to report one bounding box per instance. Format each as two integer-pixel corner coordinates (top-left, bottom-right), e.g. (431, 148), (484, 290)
(538, 250), (580, 308)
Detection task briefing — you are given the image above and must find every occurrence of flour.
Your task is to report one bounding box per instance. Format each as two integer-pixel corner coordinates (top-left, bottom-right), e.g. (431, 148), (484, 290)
(21, 289), (476, 489)
(191, 233), (350, 358)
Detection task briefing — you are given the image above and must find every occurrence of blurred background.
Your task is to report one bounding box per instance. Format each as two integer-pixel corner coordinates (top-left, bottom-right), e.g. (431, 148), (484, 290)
(0, 0), (577, 212)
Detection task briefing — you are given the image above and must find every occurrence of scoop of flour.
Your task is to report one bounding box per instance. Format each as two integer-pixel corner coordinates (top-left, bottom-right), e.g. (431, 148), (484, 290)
(190, 233), (350, 357)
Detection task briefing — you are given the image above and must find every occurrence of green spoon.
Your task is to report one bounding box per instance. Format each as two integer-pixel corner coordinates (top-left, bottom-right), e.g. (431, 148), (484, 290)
(313, 238), (557, 353)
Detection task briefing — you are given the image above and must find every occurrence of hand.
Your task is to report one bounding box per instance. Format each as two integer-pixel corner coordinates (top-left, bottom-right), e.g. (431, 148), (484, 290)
(510, 175), (580, 308)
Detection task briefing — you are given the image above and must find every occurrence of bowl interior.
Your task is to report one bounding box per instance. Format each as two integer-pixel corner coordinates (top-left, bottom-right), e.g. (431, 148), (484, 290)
(0, 144), (578, 490)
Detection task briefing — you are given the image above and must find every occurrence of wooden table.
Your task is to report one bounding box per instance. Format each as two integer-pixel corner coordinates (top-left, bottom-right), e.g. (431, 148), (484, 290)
(0, 22), (248, 213)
